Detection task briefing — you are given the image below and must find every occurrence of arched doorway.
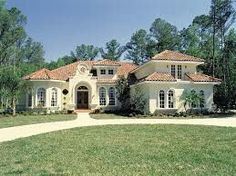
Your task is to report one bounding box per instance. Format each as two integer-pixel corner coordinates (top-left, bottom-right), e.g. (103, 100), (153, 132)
(77, 86), (89, 109)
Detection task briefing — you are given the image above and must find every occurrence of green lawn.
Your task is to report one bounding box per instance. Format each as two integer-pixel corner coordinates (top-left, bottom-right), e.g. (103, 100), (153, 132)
(0, 114), (77, 129)
(0, 125), (235, 175)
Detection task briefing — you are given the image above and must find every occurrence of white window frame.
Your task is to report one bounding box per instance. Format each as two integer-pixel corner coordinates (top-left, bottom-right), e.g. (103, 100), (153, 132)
(51, 88), (58, 107)
(99, 87), (106, 106)
(168, 90), (174, 108)
(177, 65), (182, 79)
(159, 90), (165, 109)
(37, 88), (46, 107)
(171, 65), (176, 78)
(108, 69), (114, 75)
(100, 69), (106, 75)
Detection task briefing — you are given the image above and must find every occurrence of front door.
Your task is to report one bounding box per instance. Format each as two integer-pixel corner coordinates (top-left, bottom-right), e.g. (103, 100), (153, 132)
(77, 91), (89, 109)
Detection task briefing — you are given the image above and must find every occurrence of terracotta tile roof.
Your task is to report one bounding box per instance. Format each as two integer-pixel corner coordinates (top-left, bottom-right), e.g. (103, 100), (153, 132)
(117, 62), (138, 77)
(185, 73), (221, 82)
(23, 60), (137, 81)
(94, 59), (121, 66)
(142, 72), (176, 82)
(152, 50), (204, 62)
(23, 68), (59, 80)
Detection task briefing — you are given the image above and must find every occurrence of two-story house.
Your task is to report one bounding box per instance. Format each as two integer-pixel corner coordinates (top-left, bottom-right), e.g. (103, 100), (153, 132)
(22, 50), (221, 113)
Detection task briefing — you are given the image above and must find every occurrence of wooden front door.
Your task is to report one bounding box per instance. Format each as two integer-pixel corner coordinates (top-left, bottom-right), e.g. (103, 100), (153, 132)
(77, 91), (89, 109)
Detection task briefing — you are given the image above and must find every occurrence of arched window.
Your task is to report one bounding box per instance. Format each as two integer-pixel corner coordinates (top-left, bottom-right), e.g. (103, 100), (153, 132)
(168, 90), (174, 108)
(51, 88), (58, 107)
(78, 86), (88, 90)
(199, 90), (205, 108)
(159, 90), (165, 108)
(99, 87), (106, 106)
(191, 90), (197, 108)
(109, 87), (116, 105)
(37, 88), (46, 107)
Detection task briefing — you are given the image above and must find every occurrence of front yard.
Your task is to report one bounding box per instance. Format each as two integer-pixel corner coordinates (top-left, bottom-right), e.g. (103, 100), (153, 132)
(0, 125), (235, 175)
(0, 114), (77, 129)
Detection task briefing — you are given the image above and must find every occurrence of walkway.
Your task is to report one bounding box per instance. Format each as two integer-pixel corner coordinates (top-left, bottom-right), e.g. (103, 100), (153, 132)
(0, 113), (235, 143)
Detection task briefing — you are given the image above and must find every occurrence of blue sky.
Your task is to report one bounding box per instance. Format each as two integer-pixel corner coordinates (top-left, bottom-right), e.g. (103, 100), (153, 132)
(7, 0), (210, 61)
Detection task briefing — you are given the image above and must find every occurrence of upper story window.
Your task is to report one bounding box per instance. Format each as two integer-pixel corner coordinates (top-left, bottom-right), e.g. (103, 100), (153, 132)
(100, 69), (106, 75)
(90, 69), (97, 76)
(177, 65), (182, 79)
(171, 65), (176, 78)
(108, 69), (114, 75)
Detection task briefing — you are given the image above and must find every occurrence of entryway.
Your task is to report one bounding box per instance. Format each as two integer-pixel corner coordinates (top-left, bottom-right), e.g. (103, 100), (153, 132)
(77, 86), (89, 109)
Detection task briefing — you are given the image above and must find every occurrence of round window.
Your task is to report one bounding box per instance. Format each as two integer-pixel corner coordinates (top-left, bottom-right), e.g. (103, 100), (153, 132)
(62, 89), (69, 95)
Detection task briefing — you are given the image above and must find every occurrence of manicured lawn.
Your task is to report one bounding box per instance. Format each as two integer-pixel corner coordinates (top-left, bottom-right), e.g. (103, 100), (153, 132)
(91, 113), (235, 119)
(0, 125), (235, 175)
(0, 114), (77, 129)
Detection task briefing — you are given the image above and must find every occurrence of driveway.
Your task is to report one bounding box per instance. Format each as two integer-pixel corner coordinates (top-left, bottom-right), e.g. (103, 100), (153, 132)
(0, 113), (235, 143)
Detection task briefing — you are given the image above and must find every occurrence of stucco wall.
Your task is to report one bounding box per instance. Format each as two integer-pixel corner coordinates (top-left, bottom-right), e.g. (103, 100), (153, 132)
(134, 61), (198, 80)
(148, 82), (214, 113)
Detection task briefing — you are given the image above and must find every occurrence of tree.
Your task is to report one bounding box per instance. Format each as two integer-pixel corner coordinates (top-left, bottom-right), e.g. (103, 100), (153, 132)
(21, 37), (45, 66)
(149, 18), (180, 53)
(100, 39), (126, 60)
(71, 44), (99, 60)
(115, 76), (130, 110)
(183, 90), (202, 113)
(0, 5), (27, 66)
(126, 29), (150, 65)
(130, 87), (148, 115)
(0, 66), (30, 116)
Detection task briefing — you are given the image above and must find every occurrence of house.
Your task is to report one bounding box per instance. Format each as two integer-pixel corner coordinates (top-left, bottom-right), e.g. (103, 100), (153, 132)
(21, 50), (221, 113)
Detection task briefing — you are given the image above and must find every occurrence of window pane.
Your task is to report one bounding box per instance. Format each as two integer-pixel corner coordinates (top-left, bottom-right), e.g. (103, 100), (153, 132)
(177, 65), (182, 79)
(109, 87), (115, 105)
(171, 65), (176, 78)
(37, 88), (46, 107)
(159, 90), (165, 108)
(99, 87), (106, 105)
(51, 88), (57, 107)
(100, 69), (106, 75)
(108, 69), (114, 75)
(168, 90), (174, 108)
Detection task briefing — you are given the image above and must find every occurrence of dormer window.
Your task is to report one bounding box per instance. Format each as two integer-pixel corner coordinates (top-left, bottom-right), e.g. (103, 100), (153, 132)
(108, 69), (114, 75)
(100, 69), (106, 75)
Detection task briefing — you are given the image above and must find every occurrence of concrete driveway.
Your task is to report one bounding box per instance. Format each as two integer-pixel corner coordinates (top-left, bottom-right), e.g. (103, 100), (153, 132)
(0, 113), (235, 143)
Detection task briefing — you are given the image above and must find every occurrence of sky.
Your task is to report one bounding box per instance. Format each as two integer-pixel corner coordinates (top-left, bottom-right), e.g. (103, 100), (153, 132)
(6, 0), (211, 61)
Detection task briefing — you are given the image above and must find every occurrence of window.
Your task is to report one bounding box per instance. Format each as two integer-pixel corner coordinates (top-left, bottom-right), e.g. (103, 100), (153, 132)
(100, 69), (106, 75)
(108, 69), (114, 75)
(37, 88), (46, 106)
(62, 89), (68, 95)
(51, 88), (58, 107)
(191, 90), (197, 108)
(171, 65), (176, 78)
(109, 87), (116, 105)
(78, 86), (88, 90)
(177, 65), (182, 79)
(90, 69), (97, 76)
(159, 90), (165, 108)
(168, 90), (174, 108)
(199, 90), (205, 108)
(28, 93), (32, 107)
(99, 87), (106, 105)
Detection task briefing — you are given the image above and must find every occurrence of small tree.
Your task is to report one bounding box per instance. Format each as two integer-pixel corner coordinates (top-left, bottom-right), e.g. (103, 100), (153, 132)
(183, 90), (201, 113)
(130, 87), (148, 115)
(115, 76), (130, 110)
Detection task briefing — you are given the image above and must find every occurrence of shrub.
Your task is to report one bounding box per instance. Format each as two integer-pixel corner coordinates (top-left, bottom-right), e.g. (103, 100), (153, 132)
(130, 87), (148, 115)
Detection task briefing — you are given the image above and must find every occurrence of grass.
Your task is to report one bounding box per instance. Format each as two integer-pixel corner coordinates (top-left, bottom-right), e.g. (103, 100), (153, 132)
(0, 125), (235, 175)
(90, 113), (236, 119)
(0, 114), (77, 129)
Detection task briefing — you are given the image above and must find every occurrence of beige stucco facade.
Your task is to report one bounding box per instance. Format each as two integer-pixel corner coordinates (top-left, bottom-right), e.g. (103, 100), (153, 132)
(21, 51), (220, 114)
